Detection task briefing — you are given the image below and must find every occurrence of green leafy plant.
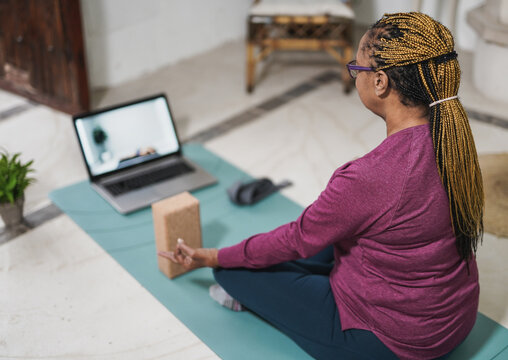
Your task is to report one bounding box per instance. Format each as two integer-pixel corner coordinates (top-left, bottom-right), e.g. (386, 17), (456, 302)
(93, 126), (108, 145)
(0, 151), (35, 204)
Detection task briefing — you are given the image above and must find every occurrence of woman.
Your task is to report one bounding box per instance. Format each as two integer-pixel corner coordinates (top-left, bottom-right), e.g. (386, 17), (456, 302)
(159, 12), (483, 360)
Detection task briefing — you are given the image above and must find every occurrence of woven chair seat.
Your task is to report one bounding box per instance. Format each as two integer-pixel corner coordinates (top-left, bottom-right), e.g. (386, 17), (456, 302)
(250, 0), (354, 19)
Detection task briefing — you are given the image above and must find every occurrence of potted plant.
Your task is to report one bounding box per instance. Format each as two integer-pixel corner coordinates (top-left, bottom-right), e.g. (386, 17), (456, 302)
(92, 126), (109, 162)
(92, 126), (108, 145)
(0, 151), (35, 231)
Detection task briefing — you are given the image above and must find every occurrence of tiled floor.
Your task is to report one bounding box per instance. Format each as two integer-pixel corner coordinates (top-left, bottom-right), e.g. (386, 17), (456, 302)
(1, 39), (508, 359)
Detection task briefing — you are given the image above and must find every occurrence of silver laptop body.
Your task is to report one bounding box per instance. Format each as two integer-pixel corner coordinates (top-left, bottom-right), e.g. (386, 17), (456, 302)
(73, 93), (216, 214)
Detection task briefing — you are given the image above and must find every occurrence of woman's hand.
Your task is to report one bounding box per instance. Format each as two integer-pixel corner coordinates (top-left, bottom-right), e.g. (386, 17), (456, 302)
(158, 238), (219, 270)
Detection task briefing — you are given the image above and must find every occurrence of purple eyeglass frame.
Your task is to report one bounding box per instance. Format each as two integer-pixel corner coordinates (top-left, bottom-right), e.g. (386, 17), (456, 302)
(346, 60), (375, 79)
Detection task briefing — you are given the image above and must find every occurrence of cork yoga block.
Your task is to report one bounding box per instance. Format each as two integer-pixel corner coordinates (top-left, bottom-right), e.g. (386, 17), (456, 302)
(152, 192), (202, 279)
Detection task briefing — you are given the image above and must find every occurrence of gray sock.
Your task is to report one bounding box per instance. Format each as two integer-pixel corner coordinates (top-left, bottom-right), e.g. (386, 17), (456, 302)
(209, 284), (244, 312)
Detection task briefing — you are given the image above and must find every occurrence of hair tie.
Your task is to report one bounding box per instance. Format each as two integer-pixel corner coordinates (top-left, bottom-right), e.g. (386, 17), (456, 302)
(429, 95), (458, 107)
(433, 50), (458, 64)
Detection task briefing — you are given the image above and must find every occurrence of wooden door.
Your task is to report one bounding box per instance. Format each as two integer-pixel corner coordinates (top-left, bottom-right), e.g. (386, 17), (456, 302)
(0, 0), (89, 114)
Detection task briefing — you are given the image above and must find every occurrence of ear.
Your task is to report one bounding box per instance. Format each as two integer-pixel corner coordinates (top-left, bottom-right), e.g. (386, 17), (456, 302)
(373, 70), (390, 97)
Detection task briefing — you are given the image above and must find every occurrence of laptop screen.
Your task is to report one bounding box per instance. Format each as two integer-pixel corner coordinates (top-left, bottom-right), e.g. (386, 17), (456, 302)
(74, 95), (180, 177)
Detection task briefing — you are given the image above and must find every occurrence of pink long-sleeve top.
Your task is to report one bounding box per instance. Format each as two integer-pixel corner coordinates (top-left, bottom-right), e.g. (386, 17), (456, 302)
(218, 124), (479, 360)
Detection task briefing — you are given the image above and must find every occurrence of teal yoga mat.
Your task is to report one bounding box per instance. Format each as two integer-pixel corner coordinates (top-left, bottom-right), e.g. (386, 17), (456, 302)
(50, 144), (508, 360)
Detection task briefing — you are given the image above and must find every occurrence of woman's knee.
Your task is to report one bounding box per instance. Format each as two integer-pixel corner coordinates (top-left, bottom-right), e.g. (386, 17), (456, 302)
(213, 267), (240, 287)
(212, 267), (224, 282)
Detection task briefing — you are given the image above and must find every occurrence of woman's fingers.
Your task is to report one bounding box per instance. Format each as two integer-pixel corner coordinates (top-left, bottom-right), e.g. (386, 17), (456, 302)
(157, 251), (170, 259)
(176, 240), (196, 258)
(158, 239), (214, 270)
(158, 251), (177, 262)
(158, 250), (187, 264)
(157, 253), (196, 271)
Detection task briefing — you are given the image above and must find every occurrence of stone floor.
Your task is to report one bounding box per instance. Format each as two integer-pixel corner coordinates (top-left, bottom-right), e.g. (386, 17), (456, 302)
(1, 39), (508, 359)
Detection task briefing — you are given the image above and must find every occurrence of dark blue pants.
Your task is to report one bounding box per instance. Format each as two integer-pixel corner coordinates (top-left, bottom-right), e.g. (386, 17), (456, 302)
(213, 247), (399, 360)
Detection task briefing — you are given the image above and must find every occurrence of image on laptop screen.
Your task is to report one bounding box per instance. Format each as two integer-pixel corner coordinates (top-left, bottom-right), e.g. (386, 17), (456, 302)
(74, 97), (179, 176)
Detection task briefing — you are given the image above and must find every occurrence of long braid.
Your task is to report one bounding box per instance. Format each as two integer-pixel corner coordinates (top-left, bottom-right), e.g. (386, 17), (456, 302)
(364, 12), (484, 261)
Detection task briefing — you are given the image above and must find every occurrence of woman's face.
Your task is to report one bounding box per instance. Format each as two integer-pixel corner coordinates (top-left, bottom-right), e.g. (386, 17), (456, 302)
(355, 33), (382, 116)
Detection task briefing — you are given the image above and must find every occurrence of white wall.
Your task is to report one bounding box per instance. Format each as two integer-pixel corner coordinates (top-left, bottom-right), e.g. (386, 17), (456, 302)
(81, 0), (485, 89)
(499, 0), (508, 24)
(80, 0), (252, 88)
(352, 0), (485, 51)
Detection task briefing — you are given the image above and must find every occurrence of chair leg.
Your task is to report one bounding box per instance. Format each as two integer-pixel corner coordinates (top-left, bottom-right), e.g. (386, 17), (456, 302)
(324, 44), (355, 93)
(341, 45), (354, 94)
(246, 42), (256, 93)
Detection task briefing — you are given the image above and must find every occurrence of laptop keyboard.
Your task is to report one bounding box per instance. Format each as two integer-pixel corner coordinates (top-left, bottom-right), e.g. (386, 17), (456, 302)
(105, 161), (194, 196)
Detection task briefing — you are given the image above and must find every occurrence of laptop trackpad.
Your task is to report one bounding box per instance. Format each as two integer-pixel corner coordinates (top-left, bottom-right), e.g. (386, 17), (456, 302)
(126, 187), (161, 205)
(153, 178), (190, 198)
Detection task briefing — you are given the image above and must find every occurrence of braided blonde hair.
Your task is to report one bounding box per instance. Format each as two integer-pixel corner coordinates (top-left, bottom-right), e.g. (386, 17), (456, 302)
(366, 12), (483, 261)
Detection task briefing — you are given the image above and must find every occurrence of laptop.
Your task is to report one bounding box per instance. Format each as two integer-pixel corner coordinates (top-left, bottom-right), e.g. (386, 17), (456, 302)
(72, 93), (217, 214)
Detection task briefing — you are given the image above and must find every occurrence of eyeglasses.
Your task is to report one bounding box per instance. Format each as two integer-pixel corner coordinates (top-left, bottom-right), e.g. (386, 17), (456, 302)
(346, 60), (375, 79)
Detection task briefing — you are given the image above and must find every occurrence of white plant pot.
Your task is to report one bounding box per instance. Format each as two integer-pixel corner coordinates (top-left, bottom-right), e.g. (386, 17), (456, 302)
(0, 196), (25, 229)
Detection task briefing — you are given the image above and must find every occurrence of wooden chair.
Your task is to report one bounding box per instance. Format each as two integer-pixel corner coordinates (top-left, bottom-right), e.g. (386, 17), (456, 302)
(246, 0), (355, 93)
